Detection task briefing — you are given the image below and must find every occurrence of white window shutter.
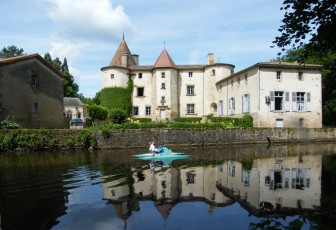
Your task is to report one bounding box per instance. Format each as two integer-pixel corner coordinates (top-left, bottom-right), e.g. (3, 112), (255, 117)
(242, 95), (244, 113)
(292, 92), (297, 112)
(285, 92), (290, 111)
(233, 98), (235, 110)
(306, 92), (311, 111)
(270, 91), (275, 111)
(248, 94), (250, 113)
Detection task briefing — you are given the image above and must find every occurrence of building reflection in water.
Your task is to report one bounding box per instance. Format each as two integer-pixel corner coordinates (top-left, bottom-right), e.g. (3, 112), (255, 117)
(102, 155), (321, 221)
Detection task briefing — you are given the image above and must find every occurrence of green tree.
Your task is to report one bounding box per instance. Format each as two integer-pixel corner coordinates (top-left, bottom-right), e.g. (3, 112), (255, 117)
(0, 45), (25, 58)
(43, 53), (79, 97)
(44, 53), (52, 64)
(63, 70), (79, 97)
(273, 0), (336, 56)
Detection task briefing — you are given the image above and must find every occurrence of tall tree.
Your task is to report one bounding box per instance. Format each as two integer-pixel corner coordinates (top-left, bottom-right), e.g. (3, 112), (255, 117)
(273, 0), (336, 56)
(61, 58), (69, 72)
(43, 53), (79, 97)
(63, 70), (79, 97)
(0, 45), (25, 58)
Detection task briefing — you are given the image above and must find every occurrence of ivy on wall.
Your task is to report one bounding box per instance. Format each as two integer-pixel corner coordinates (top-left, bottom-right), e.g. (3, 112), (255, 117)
(99, 79), (133, 115)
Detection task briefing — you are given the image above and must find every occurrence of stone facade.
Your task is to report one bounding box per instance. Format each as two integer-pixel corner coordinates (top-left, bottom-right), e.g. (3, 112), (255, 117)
(0, 54), (65, 128)
(63, 97), (87, 121)
(101, 38), (322, 128)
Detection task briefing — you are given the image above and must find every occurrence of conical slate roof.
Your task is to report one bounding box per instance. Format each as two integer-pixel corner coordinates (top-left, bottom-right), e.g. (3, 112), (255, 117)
(110, 38), (136, 67)
(154, 48), (176, 68)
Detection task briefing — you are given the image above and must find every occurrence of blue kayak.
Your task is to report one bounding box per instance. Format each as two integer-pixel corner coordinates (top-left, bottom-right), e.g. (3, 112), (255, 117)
(133, 147), (189, 160)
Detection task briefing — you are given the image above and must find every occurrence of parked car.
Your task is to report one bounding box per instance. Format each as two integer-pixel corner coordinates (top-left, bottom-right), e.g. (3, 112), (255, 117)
(70, 118), (84, 126)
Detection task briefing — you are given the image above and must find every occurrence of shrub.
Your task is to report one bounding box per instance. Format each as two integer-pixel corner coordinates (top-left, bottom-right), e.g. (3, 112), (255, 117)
(77, 130), (95, 149)
(241, 114), (253, 127)
(109, 109), (127, 124)
(174, 117), (202, 122)
(0, 116), (21, 129)
(131, 118), (152, 123)
(0, 132), (17, 150)
(86, 104), (108, 121)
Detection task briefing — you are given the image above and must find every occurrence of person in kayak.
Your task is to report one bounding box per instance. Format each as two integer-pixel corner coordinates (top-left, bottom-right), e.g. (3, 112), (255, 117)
(149, 141), (160, 155)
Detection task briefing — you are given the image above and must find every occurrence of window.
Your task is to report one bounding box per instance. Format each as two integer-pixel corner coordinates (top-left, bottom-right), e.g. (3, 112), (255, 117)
(187, 104), (195, 114)
(160, 96), (166, 103)
(229, 97), (235, 115)
(276, 71), (282, 80)
(137, 87), (144, 96)
(138, 73), (142, 79)
(219, 100), (224, 116)
(242, 94), (250, 113)
(237, 77), (240, 85)
(110, 74), (114, 79)
(145, 106), (151, 116)
(292, 92), (311, 112)
(211, 69), (216, 76)
(298, 71), (303, 80)
(299, 118), (303, 127)
(161, 83), (166, 89)
(189, 72), (193, 77)
(32, 103), (38, 113)
(133, 106), (139, 116)
(245, 74), (248, 83)
(161, 72), (165, 78)
(187, 85), (195, 95)
(231, 69), (234, 75)
(186, 172), (196, 184)
(32, 74), (37, 86)
(270, 91), (290, 112)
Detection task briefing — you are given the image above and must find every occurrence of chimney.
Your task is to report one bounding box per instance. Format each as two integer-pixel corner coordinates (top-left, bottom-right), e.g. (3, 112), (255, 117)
(208, 53), (214, 65)
(132, 54), (139, 66)
(122, 52), (128, 67)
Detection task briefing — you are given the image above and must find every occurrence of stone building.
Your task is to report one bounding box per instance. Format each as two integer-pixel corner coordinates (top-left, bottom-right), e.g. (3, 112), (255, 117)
(63, 97), (86, 121)
(101, 37), (322, 128)
(0, 54), (65, 128)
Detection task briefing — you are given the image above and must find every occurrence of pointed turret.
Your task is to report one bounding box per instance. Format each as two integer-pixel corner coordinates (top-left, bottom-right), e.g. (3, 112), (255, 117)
(110, 37), (136, 67)
(154, 49), (176, 68)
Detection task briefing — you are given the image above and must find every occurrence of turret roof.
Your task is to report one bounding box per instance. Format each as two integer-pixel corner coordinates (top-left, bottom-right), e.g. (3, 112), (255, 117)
(154, 48), (176, 68)
(110, 38), (136, 67)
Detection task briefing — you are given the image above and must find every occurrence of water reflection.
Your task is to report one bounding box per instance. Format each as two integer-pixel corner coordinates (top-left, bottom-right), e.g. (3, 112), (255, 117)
(102, 154), (322, 223)
(0, 144), (336, 229)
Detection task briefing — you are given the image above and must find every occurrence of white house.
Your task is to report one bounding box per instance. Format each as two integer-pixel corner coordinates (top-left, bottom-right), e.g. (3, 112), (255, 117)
(101, 37), (322, 128)
(63, 97), (86, 121)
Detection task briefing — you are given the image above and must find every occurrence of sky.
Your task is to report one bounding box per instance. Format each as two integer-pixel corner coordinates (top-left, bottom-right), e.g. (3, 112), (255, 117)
(0, 0), (285, 98)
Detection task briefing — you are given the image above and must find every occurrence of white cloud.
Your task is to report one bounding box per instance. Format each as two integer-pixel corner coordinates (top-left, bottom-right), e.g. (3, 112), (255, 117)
(49, 37), (89, 63)
(44, 0), (135, 42)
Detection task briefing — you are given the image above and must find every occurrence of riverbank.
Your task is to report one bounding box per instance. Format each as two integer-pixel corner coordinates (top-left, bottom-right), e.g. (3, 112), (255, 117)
(0, 128), (335, 151)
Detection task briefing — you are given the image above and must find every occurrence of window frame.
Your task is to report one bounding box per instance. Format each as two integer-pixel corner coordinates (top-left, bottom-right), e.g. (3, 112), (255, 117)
(145, 106), (151, 116)
(186, 85), (195, 96)
(133, 106), (139, 116)
(137, 87), (145, 97)
(186, 104), (195, 114)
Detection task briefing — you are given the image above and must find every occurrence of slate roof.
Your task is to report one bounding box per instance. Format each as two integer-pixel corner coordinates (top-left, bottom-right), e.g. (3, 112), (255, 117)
(63, 97), (85, 106)
(110, 38), (136, 67)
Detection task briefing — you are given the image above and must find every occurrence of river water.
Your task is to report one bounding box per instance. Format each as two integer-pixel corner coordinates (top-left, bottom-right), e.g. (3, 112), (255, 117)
(1, 143), (336, 230)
